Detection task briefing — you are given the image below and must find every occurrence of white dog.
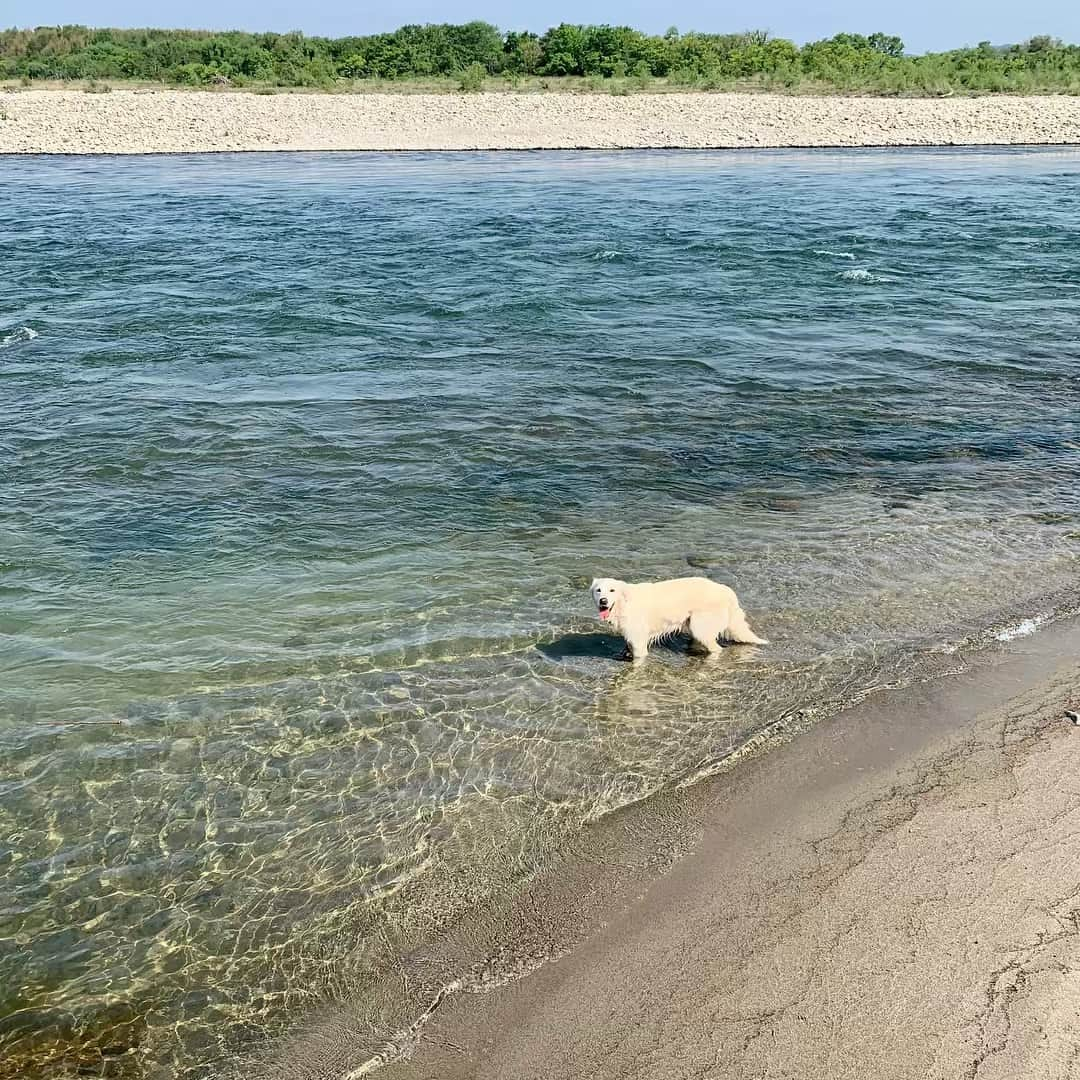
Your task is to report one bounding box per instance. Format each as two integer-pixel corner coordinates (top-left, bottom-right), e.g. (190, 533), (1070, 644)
(590, 576), (767, 663)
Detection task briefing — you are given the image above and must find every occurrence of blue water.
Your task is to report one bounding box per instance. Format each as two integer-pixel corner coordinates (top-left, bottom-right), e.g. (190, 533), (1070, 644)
(1, 148), (1079, 1078)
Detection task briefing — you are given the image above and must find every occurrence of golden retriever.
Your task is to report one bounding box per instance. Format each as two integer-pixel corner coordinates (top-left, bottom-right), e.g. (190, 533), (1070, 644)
(590, 576), (767, 663)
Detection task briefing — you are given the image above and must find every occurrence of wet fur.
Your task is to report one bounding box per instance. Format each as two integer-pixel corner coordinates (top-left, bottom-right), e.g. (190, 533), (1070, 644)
(590, 575), (767, 664)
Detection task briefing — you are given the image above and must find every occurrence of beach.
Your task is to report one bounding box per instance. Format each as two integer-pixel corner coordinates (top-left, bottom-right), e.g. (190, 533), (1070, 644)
(3, 89), (1080, 153)
(307, 621), (1080, 1080)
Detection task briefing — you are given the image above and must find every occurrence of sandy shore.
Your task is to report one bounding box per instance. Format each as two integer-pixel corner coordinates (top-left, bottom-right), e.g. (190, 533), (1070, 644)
(255, 620), (1080, 1080)
(3, 90), (1080, 154)
(382, 627), (1080, 1080)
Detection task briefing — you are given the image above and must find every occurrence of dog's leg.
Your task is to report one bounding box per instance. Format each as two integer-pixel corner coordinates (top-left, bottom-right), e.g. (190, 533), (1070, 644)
(620, 623), (649, 664)
(688, 612), (725, 657)
(726, 606), (769, 646)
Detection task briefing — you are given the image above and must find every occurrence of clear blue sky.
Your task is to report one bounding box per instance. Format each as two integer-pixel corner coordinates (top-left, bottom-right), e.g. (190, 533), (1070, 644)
(6, 0), (1079, 53)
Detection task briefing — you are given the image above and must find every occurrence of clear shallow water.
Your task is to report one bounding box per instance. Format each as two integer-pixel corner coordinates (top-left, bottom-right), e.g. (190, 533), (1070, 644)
(1, 148), (1079, 1077)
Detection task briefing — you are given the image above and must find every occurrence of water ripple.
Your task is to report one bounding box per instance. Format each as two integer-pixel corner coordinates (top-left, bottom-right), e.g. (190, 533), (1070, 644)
(0, 148), (1079, 1078)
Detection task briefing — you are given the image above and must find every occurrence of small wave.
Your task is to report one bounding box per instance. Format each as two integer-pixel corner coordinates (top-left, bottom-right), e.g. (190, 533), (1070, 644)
(0, 325), (39, 349)
(590, 249), (622, 261)
(838, 268), (875, 283)
(994, 614), (1048, 642)
(813, 249), (857, 260)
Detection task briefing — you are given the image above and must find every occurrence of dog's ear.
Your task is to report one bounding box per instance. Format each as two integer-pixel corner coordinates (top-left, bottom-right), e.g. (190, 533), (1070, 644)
(589, 578), (599, 591)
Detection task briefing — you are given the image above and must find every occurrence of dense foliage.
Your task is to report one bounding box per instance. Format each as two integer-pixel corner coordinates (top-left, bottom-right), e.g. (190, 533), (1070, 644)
(2, 23), (1080, 93)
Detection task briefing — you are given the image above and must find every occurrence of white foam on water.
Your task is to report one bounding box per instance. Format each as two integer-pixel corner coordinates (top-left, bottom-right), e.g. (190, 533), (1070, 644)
(340, 979), (463, 1078)
(0, 325), (39, 349)
(929, 641), (961, 655)
(590, 249), (622, 261)
(994, 614), (1048, 642)
(813, 249), (857, 259)
(838, 268), (874, 282)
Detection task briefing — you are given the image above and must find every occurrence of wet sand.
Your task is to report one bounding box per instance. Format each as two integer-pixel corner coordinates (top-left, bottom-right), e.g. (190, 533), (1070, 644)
(382, 624), (1080, 1080)
(257, 620), (1080, 1080)
(3, 90), (1080, 154)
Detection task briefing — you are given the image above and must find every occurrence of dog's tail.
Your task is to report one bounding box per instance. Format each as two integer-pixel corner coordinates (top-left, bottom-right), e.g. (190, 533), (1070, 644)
(728, 608), (769, 646)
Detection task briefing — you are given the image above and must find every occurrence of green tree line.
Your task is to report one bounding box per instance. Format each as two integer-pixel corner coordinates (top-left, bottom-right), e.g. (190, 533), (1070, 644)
(2, 23), (1079, 93)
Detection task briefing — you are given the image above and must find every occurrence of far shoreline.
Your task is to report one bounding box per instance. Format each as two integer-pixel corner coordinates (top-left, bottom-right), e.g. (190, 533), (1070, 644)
(10, 142), (1080, 159)
(3, 89), (1080, 154)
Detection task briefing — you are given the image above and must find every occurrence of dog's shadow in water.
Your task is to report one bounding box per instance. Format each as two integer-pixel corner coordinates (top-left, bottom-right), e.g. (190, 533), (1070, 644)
(537, 631), (710, 664)
(538, 631), (764, 668)
(537, 632), (628, 663)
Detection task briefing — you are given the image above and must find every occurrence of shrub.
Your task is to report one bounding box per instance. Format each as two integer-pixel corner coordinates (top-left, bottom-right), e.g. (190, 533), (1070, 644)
(171, 62), (212, 84)
(700, 71), (730, 90)
(630, 59), (652, 89)
(667, 65), (700, 86)
(2, 23), (1078, 94)
(458, 61), (486, 91)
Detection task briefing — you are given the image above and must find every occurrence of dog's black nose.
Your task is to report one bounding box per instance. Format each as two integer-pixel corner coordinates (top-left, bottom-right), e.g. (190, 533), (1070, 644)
(598, 598), (609, 610)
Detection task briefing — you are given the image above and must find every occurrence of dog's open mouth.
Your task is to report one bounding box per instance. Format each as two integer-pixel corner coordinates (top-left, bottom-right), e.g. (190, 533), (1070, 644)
(597, 601), (611, 621)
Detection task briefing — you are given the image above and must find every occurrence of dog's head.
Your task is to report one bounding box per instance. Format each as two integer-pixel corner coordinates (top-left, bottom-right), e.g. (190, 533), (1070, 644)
(590, 578), (624, 622)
